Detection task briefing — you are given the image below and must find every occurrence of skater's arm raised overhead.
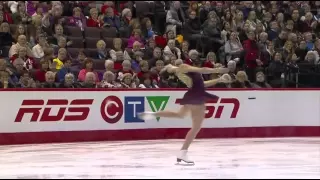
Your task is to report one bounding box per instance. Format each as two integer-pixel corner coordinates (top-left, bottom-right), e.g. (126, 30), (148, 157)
(178, 64), (229, 74)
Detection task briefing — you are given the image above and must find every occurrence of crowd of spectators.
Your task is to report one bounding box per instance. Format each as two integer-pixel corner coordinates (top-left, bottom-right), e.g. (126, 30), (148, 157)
(0, 1), (320, 89)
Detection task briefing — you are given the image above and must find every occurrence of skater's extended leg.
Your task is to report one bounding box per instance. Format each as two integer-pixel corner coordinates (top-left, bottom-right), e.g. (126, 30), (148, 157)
(153, 105), (189, 118)
(139, 105), (189, 120)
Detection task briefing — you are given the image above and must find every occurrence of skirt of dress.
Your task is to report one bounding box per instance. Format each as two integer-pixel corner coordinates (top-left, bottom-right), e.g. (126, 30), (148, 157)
(179, 90), (219, 105)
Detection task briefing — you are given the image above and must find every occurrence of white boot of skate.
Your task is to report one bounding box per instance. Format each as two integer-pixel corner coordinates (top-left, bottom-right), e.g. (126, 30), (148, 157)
(176, 150), (194, 165)
(138, 111), (156, 121)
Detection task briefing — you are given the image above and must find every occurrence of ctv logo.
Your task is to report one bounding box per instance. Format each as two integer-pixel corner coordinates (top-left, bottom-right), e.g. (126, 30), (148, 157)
(100, 96), (170, 123)
(14, 99), (94, 122)
(175, 98), (240, 119)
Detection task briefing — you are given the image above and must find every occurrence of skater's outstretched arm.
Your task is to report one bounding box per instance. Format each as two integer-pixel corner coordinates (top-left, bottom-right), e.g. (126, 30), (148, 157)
(204, 78), (221, 87)
(204, 74), (232, 87)
(178, 64), (229, 74)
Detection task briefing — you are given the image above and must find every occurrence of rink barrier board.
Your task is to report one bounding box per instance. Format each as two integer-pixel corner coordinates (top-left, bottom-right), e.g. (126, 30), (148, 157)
(0, 88), (319, 145)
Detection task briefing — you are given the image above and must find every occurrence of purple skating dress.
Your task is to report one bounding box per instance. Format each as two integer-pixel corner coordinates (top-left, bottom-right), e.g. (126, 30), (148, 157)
(179, 72), (219, 105)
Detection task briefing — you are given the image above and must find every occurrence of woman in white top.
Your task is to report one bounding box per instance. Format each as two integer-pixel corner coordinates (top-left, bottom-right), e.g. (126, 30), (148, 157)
(32, 34), (47, 59)
(224, 32), (243, 62)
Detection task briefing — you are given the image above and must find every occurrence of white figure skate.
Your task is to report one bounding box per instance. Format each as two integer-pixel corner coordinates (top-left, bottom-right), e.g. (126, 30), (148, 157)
(176, 150), (195, 165)
(138, 112), (156, 121)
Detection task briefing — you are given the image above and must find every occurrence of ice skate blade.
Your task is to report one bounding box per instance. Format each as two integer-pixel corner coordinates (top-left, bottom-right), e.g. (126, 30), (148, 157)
(175, 158), (195, 166)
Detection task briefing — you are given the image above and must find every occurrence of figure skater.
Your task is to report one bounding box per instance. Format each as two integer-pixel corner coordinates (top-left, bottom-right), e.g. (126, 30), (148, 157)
(138, 63), (229, 164)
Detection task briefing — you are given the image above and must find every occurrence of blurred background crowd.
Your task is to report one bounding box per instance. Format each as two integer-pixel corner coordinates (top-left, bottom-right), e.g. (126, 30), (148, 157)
(0, 1), (320, 89)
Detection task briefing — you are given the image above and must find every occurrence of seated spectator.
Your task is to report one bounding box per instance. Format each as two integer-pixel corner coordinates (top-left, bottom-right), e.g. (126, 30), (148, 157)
(109, 38), (131, 69)
(71, 49), (86, 74)
(138, 73), (159, 88)
(117, 60), (133, 80)
(252, 71), (272, 88)
(163, 39), (181, 62)
(10, 58), (26, 83)
(34, 59), (50, 83)
(57, 59), (72, 82)
(9, 35), (33, 58)
(52, 48), (67, 70)
(94, 40), (108, 60)
(13, 24), (35, 46)
(101, 1), (119, 17)
(103, 7), (120, 30)
(141, 17), (155, 39)
(119, 73), (136, 88)
(32, 33), (48, 59)
(67, 7), (86, 31)
(295, 40), (308, 62)
(183, 10), (201, 49)
(203, 52), (217, 68)
(31, 3), (44, 17)
(12, 2), (32, 24)
(231, 71), (252, 88)
(124, 41), (142, 60)
(10, 46), (36, 71)
(105, 60), (115, 72)
(53, 36), (72, 56)
(166, 1), (185, 35)
(304, 32), (314, 51)
(99, 71), (121, 88)
(0, 22), (14, 48)
(150, 60), (164, 83)
(49, 24), (69, 46)
(180, 41), (190, 61)
(144, 38), (156, 59)
(148, 47), (163, 68)
(267, 52), (286, 87)
(137, 60), (150, 79)
(304, 51), (320, 64)
(0, 70), (15, 88)
(0, 2), (13, 24)
(81, 72), (97, 88)
(211, 73), (232, 88)
(225, 32), (244, 62)
(42, 71), (57, 88)
(87, 8), (103, 27)
(78, 58), (99, 82)
(16, 70), (36, 88)
(119, 8), (133, 38)
(227, 60), (237, 80)
(59, 73), (80, 88)
(130, 51), (144, 73)
(127, 29), (145, 49)
(282, 40), (295, 62)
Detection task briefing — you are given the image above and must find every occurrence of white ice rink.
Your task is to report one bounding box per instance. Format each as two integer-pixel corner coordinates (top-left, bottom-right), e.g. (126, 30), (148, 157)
(0, 138), (319, 179)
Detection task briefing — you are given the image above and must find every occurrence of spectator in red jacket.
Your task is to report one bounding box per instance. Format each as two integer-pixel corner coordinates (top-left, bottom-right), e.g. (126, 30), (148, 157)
(10, 46), (36, 71)
(243, 31), (261, 81)
(101, 1), (119, 16)
(87, 8), (103, 28)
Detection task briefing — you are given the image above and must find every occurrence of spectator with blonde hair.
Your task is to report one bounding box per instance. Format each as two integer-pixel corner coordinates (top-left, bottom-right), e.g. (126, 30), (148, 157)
(9, 35), (33, 58)
(59, 73), (79, 88)
(105, 59), (114, 72)
(82, 72), (97, 88)
(94, 40), (108, 60)
(52, 48), (67, 70)
(100, 71), (120, 88)
(231, 71), (252, 88)
(42, 71), (57, 88)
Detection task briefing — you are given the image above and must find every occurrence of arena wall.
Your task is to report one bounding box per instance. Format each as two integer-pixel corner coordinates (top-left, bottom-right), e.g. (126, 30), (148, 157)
(0, 88), (319, 145)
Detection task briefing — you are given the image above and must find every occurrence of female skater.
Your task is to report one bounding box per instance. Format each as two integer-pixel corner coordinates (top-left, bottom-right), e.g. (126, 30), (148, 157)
(138, 63), (229, 164)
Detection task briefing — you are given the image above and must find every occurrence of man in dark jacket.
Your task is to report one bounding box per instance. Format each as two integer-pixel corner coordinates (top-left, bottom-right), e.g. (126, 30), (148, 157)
(183, 10), (201, 49)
